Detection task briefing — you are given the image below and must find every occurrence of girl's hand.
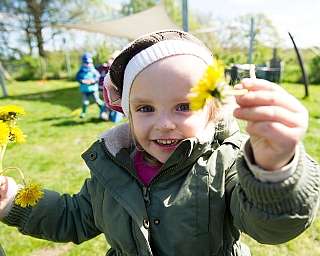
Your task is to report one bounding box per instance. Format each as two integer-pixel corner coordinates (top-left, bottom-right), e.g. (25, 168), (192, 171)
(83, 79), (95, 85)
(0, 176), (18, 219)
(233, 79), (308, 170)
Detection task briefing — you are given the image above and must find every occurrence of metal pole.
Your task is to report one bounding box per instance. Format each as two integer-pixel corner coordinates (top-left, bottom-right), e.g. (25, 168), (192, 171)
(0, 75), (8, 98)
(0, 62), (8, 97)
(63, 38), (72, 78)
(288, 32), (309, 98)
(248, 17), (255, 64)
(182, 0), (189, 32)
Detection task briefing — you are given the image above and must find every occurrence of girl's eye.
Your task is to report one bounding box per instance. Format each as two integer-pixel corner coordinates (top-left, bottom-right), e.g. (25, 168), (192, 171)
(176, 103), (190, 112)
(137, 105), (154, 112)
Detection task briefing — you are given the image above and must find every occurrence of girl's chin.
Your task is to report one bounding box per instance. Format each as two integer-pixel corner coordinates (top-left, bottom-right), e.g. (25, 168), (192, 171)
(153, 151), (174, 164)
(145, 142), (180, 163)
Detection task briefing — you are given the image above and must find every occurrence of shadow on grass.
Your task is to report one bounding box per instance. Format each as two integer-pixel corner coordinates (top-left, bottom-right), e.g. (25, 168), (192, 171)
(53, 117), (108, 126)
(7, 87), (81, 110)
(40, 116), (71, 121)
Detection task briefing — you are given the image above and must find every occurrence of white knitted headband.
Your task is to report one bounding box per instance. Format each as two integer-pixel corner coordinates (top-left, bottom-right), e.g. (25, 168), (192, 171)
(120, 39), (213, 116)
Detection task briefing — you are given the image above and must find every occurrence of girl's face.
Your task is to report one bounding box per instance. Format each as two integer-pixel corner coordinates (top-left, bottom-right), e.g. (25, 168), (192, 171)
(130, 55), (210, 163)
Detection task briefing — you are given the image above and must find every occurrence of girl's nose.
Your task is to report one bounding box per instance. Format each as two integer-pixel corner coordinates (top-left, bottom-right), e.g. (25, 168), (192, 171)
(155, 113), (176, 131)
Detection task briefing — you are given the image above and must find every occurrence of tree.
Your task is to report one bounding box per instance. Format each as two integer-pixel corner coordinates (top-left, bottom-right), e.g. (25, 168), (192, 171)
(121, 0), (156, 16)
(207, 13), (281, 66)
(189, 12), (221, 54)
(0, 0), (103, 58)
(214, 13), (281, 50)
(1, 0), (56, 57)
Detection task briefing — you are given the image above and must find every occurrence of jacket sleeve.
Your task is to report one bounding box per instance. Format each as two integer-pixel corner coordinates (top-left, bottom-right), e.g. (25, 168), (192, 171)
(76, 69), (83, 83)
(229, 143), (320, 244)
(93, 69), (100, 83)
(2, 178), (101, 244)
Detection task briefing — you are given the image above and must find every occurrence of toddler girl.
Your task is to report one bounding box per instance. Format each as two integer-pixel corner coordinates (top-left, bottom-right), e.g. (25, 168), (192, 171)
(0, 29), (319, 256)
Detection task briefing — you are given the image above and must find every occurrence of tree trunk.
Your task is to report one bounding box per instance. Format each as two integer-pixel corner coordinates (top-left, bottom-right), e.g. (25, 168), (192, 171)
(34, 14), (45, 57)
(24, 17), (33, 55)
(26, 0), (46, 57)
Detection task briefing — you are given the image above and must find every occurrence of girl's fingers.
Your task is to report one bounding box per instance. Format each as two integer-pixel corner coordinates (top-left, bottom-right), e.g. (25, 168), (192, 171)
(235, 89), (306, 113)
(234, 105), (308, 129)
(235, 78), (285, 92)
(0, 176), (8, 200)
(245, 121), (303, 147)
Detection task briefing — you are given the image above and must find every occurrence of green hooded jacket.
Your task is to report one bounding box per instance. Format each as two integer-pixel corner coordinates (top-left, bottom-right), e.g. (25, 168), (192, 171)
(3, 124), (320, 256)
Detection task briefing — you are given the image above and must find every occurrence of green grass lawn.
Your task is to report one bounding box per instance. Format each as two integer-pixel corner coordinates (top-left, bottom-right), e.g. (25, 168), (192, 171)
(0, 80), (319, 255)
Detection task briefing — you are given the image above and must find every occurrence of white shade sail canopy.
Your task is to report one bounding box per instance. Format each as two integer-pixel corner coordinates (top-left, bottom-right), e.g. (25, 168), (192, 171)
(56, 4), (180, 40)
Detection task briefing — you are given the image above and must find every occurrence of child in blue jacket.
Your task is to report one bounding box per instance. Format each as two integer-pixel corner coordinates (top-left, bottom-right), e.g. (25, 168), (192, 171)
(76, 53), (107, 120)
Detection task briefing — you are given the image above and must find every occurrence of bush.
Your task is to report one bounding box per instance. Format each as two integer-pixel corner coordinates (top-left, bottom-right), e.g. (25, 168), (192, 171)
(309, 55), (320, 84)
(4, 43), (113, 81)
(281, 58), (302, 83)
(46, 51), (67, 79)
(93, 45), (112, 66)
(13, 55), (44, 81)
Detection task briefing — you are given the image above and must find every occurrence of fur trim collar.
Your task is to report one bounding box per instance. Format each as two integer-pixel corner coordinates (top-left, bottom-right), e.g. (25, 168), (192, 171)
(99, 123), (133, 156)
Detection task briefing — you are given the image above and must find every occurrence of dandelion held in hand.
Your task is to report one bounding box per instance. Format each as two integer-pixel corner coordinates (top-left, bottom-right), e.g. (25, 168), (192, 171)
(188, 59), (248, 111)
(0, 105), (43, 208)
(15, 182), (44, 208)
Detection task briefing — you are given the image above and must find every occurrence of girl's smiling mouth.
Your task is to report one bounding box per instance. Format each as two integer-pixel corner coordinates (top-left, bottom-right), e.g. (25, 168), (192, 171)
(155, 139), (180, 145)
(152, 139), (181, 151)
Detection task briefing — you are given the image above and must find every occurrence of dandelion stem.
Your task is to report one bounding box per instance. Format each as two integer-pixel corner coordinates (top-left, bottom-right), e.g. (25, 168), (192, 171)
(250, 64), (256, 79)
(0, 144), (7, 174)
(223, 89), (248, 96)
(3, 166), (26, 185)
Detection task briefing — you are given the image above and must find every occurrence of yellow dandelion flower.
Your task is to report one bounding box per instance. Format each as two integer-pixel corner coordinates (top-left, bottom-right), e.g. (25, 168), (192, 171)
(0, 121), (9, 146)
(15, 183), (44, 207)
(206, 61), (224, 83)
(188, 91), (212, 110)
(188, 59), (225, 111)
(9, 126), (26, 143)
(0, 105), (25, 121)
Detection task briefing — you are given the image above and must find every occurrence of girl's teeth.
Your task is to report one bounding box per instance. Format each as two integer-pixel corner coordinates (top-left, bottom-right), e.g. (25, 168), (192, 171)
(156, 139), (178, 145)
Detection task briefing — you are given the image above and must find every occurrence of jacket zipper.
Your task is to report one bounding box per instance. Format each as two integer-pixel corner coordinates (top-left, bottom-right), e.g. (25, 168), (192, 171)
(101, 139), (211, 203)
(100, 140), (153, 255)
(148, 146), (208, 187)
(143, 186), (151, 206)
(99, 139), (211, 256)
(100, 141), (154, 209)
(101, 139), (199, 186)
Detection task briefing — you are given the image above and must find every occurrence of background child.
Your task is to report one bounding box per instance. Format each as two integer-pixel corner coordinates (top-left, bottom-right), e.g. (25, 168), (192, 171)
(97, 50), (121, 92)
(76, 52), (107, 120)
(97, 50), (123, 122)
(0, 30), (319, 256)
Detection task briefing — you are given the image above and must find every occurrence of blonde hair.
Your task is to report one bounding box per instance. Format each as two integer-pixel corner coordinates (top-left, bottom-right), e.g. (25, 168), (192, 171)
(205, 88), (239, 140)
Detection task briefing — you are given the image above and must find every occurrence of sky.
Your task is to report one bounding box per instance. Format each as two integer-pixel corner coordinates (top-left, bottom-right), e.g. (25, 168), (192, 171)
(108, 0), (320, 48)
(188, 0), (320, 48)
